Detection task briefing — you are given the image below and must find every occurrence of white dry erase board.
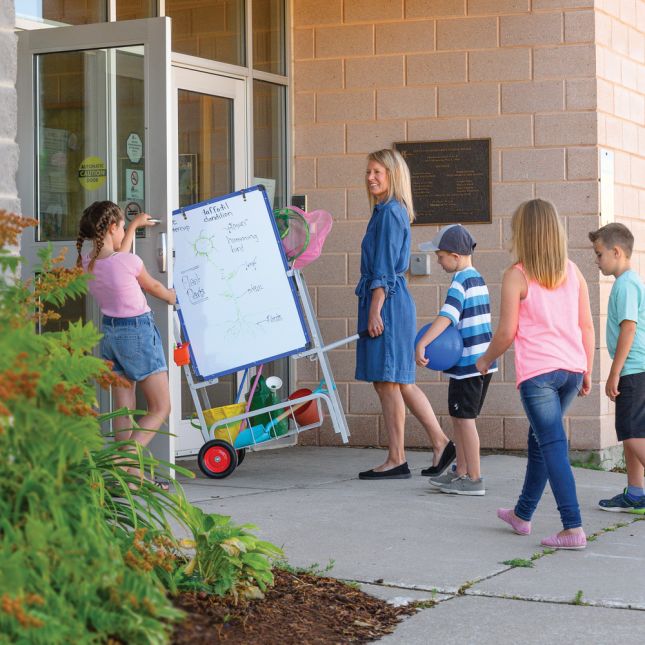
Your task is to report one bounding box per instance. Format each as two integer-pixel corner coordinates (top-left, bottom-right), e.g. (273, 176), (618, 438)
(172, 186), (310, 379)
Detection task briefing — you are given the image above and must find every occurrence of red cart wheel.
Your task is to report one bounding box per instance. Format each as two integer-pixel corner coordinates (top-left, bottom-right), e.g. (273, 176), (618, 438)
(198, 440), (238, 479)
(236, 448), (246, 466)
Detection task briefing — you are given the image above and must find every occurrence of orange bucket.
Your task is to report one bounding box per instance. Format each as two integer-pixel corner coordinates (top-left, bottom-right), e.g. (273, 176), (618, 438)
(288, 388), (321, 426)
(173, 342), (191, 366)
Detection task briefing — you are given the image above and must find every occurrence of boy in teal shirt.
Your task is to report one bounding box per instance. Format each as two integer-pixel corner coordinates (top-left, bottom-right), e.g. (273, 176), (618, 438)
(589, 223), (645, 513)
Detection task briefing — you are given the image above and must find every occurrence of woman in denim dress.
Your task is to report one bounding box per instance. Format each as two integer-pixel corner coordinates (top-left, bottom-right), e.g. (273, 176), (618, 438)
(356, 149), (451, 480)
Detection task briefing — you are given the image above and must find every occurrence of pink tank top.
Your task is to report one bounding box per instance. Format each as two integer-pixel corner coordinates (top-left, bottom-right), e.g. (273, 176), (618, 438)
(82, 252), (150, 318)
(514, 260), (587, 387)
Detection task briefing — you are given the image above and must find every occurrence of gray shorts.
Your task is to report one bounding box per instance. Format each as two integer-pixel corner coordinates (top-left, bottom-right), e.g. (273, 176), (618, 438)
(615, 371), (645, 441)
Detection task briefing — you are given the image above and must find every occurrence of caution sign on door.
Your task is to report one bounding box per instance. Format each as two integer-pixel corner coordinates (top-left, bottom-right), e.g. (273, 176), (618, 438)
(78, 156), (107, 190)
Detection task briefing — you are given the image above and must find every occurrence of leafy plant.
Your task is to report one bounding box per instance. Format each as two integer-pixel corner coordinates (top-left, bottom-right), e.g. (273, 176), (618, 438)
(274, 558), (335, 577)
(502, 558), (534, 568)
(180, 505), (283, 601)
(0, 211), (283, 642)
(571, 589), (586, 605)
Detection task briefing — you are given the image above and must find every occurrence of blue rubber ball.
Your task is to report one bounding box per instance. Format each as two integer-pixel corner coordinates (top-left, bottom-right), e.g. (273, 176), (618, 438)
(415, 323), (464, 371)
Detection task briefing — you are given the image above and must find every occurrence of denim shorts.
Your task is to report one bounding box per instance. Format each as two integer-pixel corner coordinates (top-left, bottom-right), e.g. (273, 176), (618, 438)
(101, 312), (167, 383)
(615, 371), (645, 441)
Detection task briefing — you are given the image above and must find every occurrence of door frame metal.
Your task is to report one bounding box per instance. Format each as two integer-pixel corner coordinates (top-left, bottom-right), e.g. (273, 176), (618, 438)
(17, 17), (176, 464)
(170, 65), (247, 456)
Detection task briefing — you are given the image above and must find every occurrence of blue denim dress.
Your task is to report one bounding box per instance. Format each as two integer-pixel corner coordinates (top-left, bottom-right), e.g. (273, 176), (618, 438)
(355, 199), (416, 384)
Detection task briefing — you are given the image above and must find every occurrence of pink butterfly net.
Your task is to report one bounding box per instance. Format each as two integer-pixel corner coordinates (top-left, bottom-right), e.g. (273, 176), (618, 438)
(274, 206), (333, 269)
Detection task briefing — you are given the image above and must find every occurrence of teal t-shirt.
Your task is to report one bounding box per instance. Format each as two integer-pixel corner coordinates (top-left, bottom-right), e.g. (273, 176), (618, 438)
(607, 270), (645, 376)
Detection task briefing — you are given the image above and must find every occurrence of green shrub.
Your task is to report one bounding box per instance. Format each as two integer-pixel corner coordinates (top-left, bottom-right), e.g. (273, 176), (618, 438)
(0, 211), (282, 642)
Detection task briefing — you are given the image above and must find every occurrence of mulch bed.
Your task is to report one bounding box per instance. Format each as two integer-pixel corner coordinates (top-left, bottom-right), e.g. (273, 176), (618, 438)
(171, 569), (418, 644)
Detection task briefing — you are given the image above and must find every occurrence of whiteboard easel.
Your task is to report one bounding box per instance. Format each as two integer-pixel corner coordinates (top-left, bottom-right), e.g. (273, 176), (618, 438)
(172, 186), (350, 463)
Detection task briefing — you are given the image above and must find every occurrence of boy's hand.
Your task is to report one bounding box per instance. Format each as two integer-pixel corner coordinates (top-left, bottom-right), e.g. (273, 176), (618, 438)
(605, 372), (620, 401)
(167, 288), (177, 306)
(415, 343), (428, 367)
(579, 372), (592, 397)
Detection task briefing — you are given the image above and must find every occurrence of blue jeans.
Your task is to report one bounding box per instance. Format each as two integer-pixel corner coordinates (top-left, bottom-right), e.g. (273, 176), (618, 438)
(515, 370), (583, 530)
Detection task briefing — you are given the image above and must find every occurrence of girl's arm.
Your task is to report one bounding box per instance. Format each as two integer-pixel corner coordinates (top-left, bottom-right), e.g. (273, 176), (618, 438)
(415, 315), (451, 366)
(575, 265), (595, 397)
(475, 266), (524, 374)
(137, 265), (176, 305)
(119, 213), (158, 254)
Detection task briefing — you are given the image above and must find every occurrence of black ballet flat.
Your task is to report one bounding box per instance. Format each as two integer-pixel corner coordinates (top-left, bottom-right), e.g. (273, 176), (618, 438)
(421, 440), (456, 477)
(358, 462), (411, 480)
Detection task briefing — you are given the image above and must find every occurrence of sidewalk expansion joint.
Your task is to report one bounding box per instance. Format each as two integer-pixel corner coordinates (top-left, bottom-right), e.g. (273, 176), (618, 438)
(462, 589), (645, 612)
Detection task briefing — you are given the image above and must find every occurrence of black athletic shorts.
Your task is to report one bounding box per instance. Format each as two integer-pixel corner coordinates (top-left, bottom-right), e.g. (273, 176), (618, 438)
(615, 371), (645, 441)
(448, 373), (493, 419)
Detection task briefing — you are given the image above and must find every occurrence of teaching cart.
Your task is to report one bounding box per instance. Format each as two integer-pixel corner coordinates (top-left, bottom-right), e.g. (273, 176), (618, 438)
(172, 185), (354, 478)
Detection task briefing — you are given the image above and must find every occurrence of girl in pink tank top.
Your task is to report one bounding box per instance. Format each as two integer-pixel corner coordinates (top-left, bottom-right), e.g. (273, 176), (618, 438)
(76, 201), (176, 490)
(476, 199), (594, 550)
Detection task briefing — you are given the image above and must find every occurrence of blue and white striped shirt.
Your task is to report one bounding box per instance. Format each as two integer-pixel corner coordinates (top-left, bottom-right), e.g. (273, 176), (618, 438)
(439, 266), (497, 379)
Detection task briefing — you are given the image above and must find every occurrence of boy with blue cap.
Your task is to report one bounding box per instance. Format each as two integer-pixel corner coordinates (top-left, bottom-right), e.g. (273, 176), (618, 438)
(416, 224), (496, 495)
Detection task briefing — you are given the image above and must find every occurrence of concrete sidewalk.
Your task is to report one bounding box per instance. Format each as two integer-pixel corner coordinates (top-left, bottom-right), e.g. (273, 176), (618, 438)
(176, 447), (645, 644)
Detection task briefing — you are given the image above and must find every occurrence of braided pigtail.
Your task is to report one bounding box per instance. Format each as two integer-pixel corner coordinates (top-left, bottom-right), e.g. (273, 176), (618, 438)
(75, 233), (86, 268)
(77, 201), (124, 272)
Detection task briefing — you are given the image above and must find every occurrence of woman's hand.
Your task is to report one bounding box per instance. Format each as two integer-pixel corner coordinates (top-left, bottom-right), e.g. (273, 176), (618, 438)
(579, 372), (592, 397)
(367, 311), (384, 337)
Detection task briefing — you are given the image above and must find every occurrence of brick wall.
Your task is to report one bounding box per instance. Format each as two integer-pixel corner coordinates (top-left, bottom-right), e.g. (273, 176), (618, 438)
(292, 1), (616, 451)
(593, 0), (645, 449)
(0, 1), (19, 216)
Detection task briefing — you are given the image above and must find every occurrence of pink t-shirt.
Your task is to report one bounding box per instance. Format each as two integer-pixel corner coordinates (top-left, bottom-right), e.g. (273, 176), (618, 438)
(82, 253), (150, 318)
(514, 260), (587, 387)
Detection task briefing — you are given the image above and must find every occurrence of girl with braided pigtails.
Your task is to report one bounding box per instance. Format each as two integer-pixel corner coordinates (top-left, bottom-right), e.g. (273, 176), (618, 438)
(76, 201), (175, 489)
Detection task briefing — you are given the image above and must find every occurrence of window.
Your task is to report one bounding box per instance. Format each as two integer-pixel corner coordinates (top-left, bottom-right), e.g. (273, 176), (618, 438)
(16, 0), (107, 25)
(253, 80), (286, 210)
(252, 0), (285, 75)
(116, 0), (157, 20)
(165, 0), (245, 66)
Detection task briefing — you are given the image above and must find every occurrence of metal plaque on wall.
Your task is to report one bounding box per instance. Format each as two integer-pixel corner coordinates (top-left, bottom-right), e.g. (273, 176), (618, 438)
(395, 139), (491, 225)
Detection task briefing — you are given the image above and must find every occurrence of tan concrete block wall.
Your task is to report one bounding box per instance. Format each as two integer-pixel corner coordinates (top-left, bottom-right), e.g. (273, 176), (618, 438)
(291, 1), (641, 454)
(0, 2), (19, 216)
(593, 0), (645, 455)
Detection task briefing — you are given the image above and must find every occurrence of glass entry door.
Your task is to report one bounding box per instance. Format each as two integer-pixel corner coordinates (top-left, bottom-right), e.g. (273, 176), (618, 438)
(17, 18), (175, 462)
(171, 68), (246, 456)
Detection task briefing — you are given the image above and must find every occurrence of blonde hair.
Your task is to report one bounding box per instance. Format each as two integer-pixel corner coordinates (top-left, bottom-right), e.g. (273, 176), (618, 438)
(511, 199), (567, 289)
(366, 149), (415, 222)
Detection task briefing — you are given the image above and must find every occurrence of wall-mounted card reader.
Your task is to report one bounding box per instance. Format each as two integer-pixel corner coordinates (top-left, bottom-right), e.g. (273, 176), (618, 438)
(410, 252), (431, 276)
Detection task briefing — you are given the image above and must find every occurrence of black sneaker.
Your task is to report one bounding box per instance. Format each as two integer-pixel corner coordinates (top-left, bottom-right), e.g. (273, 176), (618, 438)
(421, 440), (456, 477)
(598, 489), (645, 514)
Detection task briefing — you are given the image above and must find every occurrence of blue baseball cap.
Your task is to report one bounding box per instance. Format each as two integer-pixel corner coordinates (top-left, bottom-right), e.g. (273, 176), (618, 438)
(419, 224), (476, 255)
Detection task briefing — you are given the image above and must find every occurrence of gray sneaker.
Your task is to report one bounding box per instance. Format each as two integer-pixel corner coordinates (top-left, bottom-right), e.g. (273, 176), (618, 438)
(439, 475), (486, 496)
(429, 465), (458, 489)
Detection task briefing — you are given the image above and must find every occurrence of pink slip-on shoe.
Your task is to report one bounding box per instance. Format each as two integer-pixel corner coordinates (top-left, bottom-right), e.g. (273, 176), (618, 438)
(540, 531), (587, 550)
(497, 508), (531, 535)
